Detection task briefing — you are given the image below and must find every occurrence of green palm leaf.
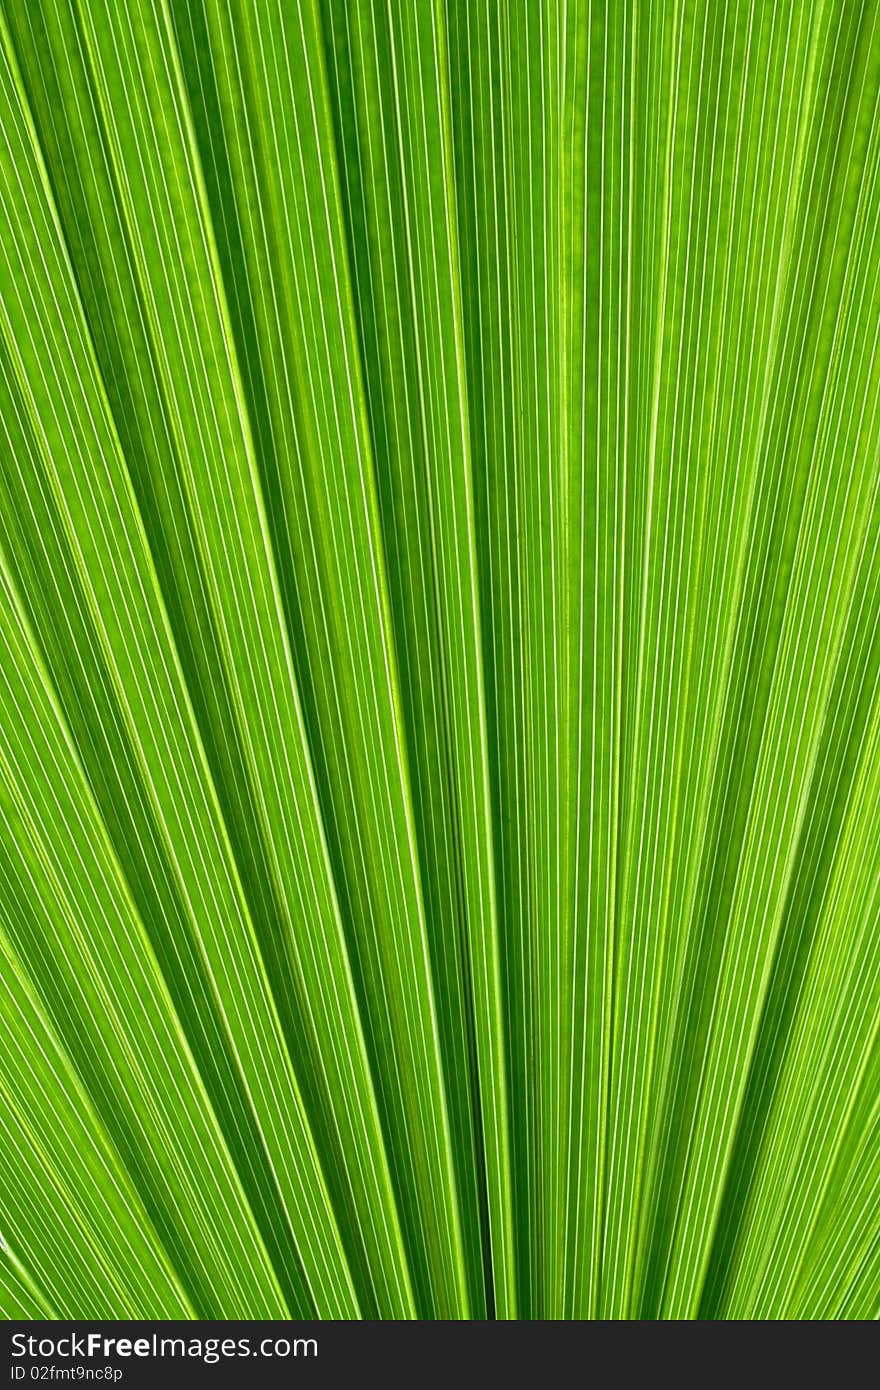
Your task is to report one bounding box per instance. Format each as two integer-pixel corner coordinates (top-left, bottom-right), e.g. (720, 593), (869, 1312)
(0, 0), (877, 1320)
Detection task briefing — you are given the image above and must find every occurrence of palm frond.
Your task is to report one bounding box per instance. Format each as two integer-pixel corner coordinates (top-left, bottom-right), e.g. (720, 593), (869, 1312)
(0, 0), (878, 1320)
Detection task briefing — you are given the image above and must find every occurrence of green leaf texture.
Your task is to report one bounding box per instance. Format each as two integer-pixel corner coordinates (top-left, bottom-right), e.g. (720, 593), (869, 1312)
(0, 0), (878, 1320)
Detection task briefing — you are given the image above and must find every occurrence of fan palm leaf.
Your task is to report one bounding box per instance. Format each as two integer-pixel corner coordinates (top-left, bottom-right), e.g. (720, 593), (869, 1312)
(0, 0), (877, 1320)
